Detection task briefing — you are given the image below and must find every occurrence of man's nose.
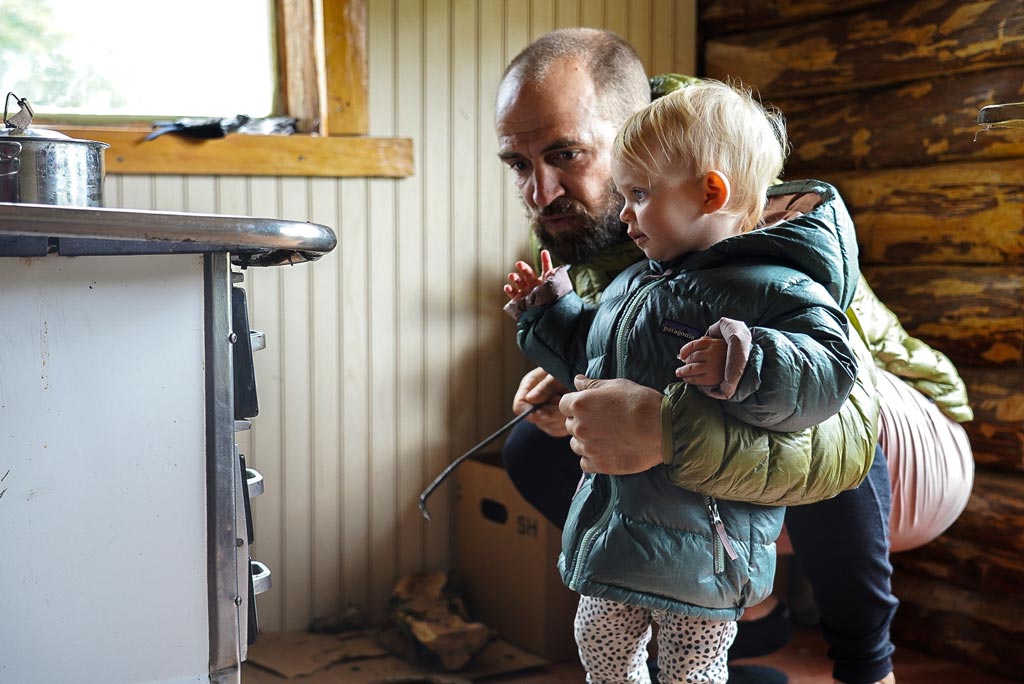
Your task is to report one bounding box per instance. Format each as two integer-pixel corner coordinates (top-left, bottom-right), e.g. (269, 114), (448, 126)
(530, 166), (565, 207)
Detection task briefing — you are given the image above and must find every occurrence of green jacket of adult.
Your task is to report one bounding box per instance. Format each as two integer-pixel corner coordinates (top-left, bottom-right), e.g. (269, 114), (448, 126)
(512, 179), (859, 617)
(530, 180), (880, 506)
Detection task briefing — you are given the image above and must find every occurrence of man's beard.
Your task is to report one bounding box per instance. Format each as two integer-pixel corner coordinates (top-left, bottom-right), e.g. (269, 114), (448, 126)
(530, 184), (628, 266)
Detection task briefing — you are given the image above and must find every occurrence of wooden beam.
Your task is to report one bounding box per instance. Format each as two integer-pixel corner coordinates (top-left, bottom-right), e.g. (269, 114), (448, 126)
(894, 530), (1024, 604)
(276, 0), (322, 133)
(827, 159), (1024, 265)
(698, 0), (888, 36)
(322, 0), (368, 135)
(892, 570), (1024, 680)
(861, 264), (1023, 368)
(779, 66), (1024, 175)
(705, 0), (1024, 96)
(59, 127), (412, 178)
(960, 368), (1024, 472)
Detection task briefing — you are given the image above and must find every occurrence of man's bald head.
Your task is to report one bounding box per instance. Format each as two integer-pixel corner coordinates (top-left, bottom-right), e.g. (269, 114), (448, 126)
(499, 28), (650, 131)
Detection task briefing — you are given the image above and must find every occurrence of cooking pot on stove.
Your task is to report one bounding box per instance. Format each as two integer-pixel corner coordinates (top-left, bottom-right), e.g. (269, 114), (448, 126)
(0, 92), (109, 207)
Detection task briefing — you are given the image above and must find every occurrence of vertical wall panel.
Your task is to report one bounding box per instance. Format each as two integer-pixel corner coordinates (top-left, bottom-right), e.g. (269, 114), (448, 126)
(338, 177), (372, 610)
(502, 0), (536, 411)
(366, 0), (401, 626)
(154, 176), (185, 212)
(555, 0), (581, 27)
(628, 0), (653, 67)
(185, 176), (216, 213)
(580, 0), (605, 28)
(674, 0), (697, 76)
(532, 0), (556, 38)
(421, 0), (455, 574)
(449, 0), (481, 486)
(478, 0), (514, 447)
(308, 177), (343, 619)
(279, 177), (315, 630)
(650, 0), (676, 76)
(394, 0), (429, 581)
(100, 0), (696, 630)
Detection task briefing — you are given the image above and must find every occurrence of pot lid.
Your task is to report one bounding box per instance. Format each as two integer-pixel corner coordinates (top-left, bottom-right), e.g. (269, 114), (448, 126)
(2, 93), (107, 148)
(0, 126), (74, 141)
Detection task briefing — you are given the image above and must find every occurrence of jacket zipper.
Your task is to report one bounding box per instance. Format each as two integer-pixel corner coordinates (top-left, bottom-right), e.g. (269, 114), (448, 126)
(615, 276), (665, 374)
(705, 495), (739, 574)
(568, 477), (618, 591)
(568, 273), (665, 590)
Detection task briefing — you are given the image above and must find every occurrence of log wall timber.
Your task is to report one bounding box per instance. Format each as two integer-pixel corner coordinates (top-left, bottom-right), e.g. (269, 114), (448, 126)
(860, 265), (1023, 367)
(778, 68), (1024, 174)
(959, 368), (1024, 472)
(699, 0), (889, 34)
(831, 161), (1024, 265)
(704, 0), (1024, 96)
(699, 0), (1024, 677)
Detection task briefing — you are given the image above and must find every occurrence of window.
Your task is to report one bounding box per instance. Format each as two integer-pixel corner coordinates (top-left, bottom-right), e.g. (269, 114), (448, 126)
(1, 0), (277, 119)
(0, 0), (411, 178)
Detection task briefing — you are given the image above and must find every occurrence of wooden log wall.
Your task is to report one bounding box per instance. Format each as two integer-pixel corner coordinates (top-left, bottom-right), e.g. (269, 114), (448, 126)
(699, 0), (1024, 678)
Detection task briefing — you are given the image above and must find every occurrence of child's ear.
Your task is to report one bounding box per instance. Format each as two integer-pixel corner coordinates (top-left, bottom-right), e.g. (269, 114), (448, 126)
(702, 171), (731, 213)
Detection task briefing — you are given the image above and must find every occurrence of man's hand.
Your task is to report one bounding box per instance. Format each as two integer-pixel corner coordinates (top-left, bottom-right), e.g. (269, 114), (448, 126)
(513, 367), (570, 437)
(559, 375), (664, 474)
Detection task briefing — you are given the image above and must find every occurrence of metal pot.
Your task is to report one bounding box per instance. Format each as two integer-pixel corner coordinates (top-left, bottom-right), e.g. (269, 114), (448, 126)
(1, 94), (109, 207)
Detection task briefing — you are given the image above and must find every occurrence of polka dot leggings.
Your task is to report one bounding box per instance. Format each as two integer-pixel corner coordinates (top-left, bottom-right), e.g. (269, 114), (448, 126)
(574, 594), (737, 684)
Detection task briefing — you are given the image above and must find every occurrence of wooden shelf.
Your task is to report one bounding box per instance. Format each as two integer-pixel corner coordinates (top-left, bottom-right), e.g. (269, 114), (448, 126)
(53, 126), (414, 179)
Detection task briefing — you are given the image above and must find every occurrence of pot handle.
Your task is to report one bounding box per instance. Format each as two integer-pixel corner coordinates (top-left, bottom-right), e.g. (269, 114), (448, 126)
(0, 140), (21, 164)
(3, 92), (34, 131)
(0, 140), (19, 174)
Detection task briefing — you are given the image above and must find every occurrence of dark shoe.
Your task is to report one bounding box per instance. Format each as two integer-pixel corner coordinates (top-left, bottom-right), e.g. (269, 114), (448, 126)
(728, 664), (789, 684)
(729, 601), (792, 660)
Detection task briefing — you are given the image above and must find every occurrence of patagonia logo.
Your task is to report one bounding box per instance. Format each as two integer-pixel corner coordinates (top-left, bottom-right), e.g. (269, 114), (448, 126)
(661, 319), (702, 341)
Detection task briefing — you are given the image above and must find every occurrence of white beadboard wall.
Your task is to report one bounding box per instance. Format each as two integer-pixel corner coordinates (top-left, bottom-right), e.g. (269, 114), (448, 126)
(101, 0), (696, 630)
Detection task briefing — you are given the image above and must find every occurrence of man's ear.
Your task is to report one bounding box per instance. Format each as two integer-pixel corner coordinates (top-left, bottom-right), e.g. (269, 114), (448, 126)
(702, 170), (731, 213)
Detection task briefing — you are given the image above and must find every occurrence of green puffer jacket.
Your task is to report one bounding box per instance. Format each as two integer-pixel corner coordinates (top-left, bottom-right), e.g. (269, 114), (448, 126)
(513, 179), (861, 619)
(531, 180), (880, 505)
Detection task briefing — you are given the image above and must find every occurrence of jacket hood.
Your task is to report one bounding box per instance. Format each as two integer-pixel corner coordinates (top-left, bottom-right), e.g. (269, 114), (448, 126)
(660, 179), (859, 310)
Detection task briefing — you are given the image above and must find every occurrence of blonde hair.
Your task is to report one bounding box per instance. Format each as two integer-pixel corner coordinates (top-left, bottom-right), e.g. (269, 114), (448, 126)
(614, 79), (788, 229)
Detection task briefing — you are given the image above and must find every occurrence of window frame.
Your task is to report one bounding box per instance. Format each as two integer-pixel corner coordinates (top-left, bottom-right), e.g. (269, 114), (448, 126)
(39, 0), (412, 178)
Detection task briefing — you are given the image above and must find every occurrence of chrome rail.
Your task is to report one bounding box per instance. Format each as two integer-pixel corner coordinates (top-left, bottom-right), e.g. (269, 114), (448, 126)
(0, 202), (337, 262)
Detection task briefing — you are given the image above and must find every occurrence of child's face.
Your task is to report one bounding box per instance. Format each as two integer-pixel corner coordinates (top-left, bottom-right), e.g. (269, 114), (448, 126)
(612, 158), (736, 262)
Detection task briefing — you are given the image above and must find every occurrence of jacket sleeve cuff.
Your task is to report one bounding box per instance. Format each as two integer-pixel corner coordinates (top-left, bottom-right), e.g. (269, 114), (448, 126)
(700, 317), (752, 400)
(502, 266), (573, 321)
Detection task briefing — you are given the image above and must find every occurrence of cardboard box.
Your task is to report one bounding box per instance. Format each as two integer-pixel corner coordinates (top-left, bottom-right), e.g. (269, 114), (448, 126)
(454, 453), (579, 661)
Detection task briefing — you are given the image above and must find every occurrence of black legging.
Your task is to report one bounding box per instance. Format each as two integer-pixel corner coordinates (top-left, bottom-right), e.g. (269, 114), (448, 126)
(502, 422), (897, 684)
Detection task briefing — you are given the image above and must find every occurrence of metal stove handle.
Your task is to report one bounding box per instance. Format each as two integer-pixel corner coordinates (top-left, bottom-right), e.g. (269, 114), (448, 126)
(250, 560), (272, 595)
(246, 468), (265, 498)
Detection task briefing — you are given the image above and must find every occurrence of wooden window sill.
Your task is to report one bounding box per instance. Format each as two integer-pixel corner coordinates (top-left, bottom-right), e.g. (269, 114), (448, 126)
(53, 126), (414, 178)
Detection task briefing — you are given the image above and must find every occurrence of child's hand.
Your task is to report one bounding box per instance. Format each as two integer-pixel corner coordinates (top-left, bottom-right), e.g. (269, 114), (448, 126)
(675, 336), (727, 387)
(503, 249), (555, 301)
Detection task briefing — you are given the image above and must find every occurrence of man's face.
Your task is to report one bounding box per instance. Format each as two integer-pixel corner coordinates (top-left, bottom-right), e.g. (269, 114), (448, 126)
(495, 60), (628, 265)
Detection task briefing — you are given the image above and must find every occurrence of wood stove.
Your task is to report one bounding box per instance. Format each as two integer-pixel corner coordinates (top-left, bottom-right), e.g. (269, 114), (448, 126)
(0, 203), (336, 684)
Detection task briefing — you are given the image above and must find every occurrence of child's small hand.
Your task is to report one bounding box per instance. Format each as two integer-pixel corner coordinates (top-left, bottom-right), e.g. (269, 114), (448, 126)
(503, 249), (555, 301)
(676, 336), (727, 386)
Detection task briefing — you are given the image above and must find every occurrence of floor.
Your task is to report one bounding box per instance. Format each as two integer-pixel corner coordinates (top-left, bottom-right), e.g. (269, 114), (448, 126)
(478, 626), (1020, 684)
